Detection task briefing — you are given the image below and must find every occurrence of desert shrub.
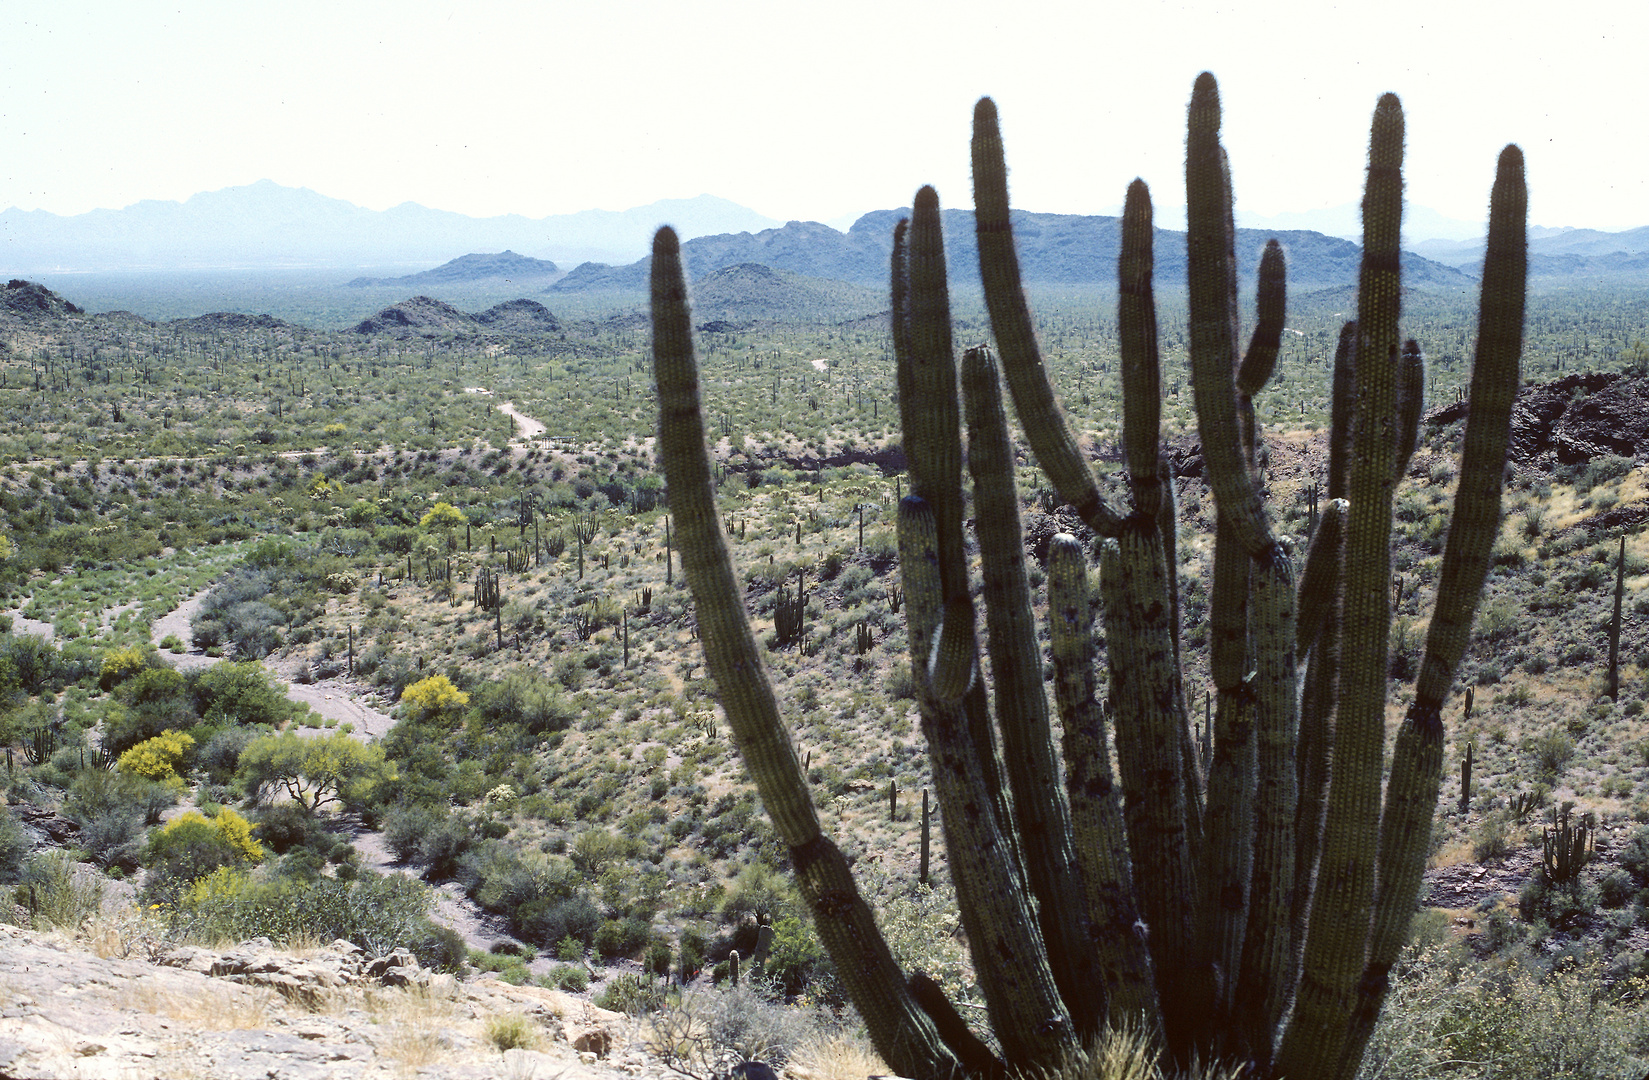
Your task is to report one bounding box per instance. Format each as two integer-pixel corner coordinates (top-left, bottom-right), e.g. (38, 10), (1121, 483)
(1529, 730), (1576, 781)
(1518, 874), (1599, 932)
(570, 827), (638, 876)
(594, 915), (654, 960)
(1599, 869), (1636, 909)
(105, 668), (194, 754)
(77, 806), (145, 872)
(381, 803), (444, 863)
(250, 803), (335, 856)
(188, 661), (291, 728)
(1471, 811), (1511, 861)
(516, 894), (601, 950)
(1362, 950), (1649, 1079)
(169, 867), (434, 955)
(196, 725), (258, 785)
(595, 970), (665, 1014)
(143, 808), (262, 902)
(469, 668), (574, 735)
(485, 1013), (539, 1052)
(415, 814), (476, 880)
(0, 809), (30, 884)
(16, 851), (105, 932)
(98, 644), (159, 691)
(412, 922), (468, 973)
(1620, 826), (1649, 886)
(647, 982), (817, 1078)
(544, 963), (589, 992)
(399, 674), (469, 722)
(118, 729), (195, 784)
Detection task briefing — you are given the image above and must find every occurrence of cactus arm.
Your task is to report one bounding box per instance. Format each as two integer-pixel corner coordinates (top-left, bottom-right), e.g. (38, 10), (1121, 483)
(1277, 91), (1406, 1077)
(1413, 145), (1526, 711)
(963, 344), (1107, 1036)
(1235, 241), (1288, 478)
(650, 226), (957, 1079)
(1120, 179), (1164, 515)
(1333, 144), (1527, 1080)
(902, 188), (968, 604)
(972, 96), (1122, 538)
(1295, 498), (1348, 662)
(1237, 241), (1288, 398)
(1393, 340), (1425, 482)
(898, 497), (1074, 1066)
(1327, 321), (1359, 501)
(1047, 533), (1160, 1027)
(1186, 72), (1273, 558)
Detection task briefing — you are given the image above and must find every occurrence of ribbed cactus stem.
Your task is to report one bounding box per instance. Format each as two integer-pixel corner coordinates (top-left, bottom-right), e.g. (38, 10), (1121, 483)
(1327, 321), (1358, 501)
(1120, 179), (1164, 515)
(1235, 541), (1299, 1056)
(1047, 534), (1158, 1027)
(1393, 340), (1426, 481)
(1187, 72), (1271, 558)
(1277, 91), (1406, 1077)
(897, 497), (1073, 1066)
(651, 226), (957, 1080)
(1332, 143), (1527, 1080)
(972, 97), (1121, 537)
(964, 344), (1105, 1036)
(1101, 525), (1203, 1055)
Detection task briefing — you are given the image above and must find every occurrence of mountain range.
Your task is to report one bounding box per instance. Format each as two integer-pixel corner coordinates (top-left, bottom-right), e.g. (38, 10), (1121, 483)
(547, 208), (1477, 295)
(4, 181), (1646, 289)
(0, 183), (782, 272)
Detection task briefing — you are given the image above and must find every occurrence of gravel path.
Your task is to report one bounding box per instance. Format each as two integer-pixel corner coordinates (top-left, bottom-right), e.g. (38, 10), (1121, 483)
(147, 593), (521, 958)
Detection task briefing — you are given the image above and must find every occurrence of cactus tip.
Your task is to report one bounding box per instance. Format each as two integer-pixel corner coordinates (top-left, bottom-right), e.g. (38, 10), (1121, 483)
(653, 226), (679, 255)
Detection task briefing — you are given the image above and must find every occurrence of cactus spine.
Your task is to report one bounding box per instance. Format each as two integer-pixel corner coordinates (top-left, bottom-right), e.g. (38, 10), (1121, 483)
(652, 74), (1525, 1080)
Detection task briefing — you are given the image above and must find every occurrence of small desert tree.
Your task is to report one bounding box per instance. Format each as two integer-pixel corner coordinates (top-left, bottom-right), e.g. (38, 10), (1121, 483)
(237, 729), (393, 814)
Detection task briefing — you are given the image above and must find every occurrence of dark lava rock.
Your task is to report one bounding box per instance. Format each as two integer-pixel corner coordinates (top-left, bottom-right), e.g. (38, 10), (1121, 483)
(2, 279), (83, 318)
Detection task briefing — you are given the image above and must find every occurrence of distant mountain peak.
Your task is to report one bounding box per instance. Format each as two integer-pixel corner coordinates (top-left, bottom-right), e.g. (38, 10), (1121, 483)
(348, 251), (560, 288)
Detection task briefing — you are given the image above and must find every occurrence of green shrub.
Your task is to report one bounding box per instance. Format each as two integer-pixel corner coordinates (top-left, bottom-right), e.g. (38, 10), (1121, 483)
(1620, 826), (1649, 886)
(544, 963), (589, 992)
(595, 970), (664, 1014)
(15, 851), (105, 932)
(594, 915), (653, 960)
(168, 868), (434, 956)
(0, 809), (30, 885)
(485, 1013), (539, 1051)
(1471, 811), (1511, 861)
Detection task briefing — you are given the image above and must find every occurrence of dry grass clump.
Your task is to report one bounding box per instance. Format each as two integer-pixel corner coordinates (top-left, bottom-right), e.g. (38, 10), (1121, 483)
(119, 977), (275, 1030)
(786, 1029), (889, 1080)
(485, 1011), (542, 1052)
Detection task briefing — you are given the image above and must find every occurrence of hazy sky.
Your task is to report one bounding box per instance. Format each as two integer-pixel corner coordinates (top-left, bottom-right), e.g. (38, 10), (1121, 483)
(3, 0), (1644, 231)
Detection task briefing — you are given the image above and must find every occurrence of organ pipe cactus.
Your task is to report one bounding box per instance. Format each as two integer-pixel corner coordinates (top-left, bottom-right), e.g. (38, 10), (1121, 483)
(652, 71), (1525, 1080)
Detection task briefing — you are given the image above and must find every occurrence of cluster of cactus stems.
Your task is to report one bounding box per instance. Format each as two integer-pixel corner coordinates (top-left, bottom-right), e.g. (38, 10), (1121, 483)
(652, 72), (1525, 1080)
(1542, 804), (1593, 885)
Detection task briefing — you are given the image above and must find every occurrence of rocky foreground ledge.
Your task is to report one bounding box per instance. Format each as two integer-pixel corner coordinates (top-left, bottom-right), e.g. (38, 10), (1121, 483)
(0, 923), (644, 1080)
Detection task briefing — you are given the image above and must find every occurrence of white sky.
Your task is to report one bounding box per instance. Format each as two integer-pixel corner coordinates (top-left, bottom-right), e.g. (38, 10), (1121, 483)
(2, 0), (1644, 231)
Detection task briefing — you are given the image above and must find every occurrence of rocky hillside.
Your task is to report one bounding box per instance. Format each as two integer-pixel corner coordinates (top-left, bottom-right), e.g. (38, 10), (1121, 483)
(349, 251), (561, 288)
(352, 296), (561, 337)
(0, 922), (642, 1080)
(548, 211), (1475, 293)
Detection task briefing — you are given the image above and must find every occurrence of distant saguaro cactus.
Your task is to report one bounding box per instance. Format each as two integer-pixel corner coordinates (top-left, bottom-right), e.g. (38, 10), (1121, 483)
(653, 73), (1525, 1080)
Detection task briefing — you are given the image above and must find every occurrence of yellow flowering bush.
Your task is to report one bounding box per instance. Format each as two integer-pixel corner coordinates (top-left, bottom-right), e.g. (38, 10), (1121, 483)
(118, 730), (195, 785)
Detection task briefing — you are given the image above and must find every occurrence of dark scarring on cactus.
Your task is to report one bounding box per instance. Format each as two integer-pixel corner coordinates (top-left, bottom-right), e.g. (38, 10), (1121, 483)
(652, 72), (1525, 1080)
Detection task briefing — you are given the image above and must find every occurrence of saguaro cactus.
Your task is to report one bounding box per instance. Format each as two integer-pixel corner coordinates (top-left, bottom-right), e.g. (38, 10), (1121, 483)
(652, 72), (1525, 1080)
